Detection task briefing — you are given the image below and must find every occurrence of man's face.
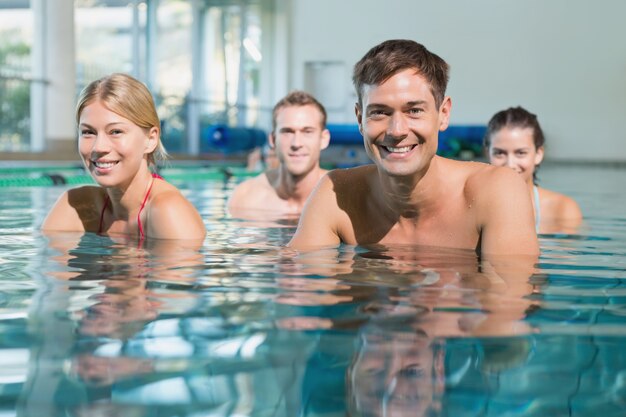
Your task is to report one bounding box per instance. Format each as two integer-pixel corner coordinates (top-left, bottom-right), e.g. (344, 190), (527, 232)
(348, 326), (442, 417)
(356, 69), (451, 178)
(271, 104), (330, 177)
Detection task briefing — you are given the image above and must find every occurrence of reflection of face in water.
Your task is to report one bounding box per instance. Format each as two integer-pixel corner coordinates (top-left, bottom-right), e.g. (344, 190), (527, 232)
(55, 235), (161, 338)
(28, 232), (207, 411)
(347, 323), (444, 417)
(73, 353), (154, 387)
(78, 277), (160, 339)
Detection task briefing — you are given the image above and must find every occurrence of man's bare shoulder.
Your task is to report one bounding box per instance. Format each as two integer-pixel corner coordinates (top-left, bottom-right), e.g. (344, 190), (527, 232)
(326, 164), (376, 189)
(461, 160), (523, 196)
(464, 160), (533, 225)
(228, 172), (274, 209)
(287, 166), (376, 250)
(305, 166), (369, 203)
(430, 158), (512, 196)
(235, 171), (273, 189)
(318, 165), (378, 226)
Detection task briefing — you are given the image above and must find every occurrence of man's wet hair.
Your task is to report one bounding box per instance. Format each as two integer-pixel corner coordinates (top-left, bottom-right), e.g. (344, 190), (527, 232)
(271, 90), (327, 133)
(352, 39), (450, 108)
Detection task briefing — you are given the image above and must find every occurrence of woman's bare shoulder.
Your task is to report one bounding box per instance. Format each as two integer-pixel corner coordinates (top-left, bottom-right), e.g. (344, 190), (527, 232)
(42, 186), (105, 232)
(147, 184), (206, 239)
(539, 187), (582, 220)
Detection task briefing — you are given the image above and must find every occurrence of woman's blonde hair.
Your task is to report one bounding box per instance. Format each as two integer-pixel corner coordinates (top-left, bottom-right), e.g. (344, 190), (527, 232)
(76, 73), (168, 167)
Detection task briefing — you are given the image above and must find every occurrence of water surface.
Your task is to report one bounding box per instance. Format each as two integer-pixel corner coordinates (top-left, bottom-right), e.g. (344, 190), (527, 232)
(1, 163), (625, 416)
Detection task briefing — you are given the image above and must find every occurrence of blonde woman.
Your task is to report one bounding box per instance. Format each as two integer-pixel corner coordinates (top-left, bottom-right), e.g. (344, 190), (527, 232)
(43, 73), (206, 241)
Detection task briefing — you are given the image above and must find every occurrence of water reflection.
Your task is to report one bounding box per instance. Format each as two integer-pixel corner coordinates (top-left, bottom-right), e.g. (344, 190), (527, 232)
(346, 318), (539, 417)
(280, 244), (540, 416)
(7, 218), (626, 416)
(348, 321), (445, 417)
(18, 233), (208, 415)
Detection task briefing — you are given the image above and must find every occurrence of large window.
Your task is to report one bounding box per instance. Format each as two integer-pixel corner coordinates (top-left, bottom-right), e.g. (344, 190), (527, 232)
(0, 0), (269, 155)
(204, 2), (263, 127)
(0, 1), (32, 151)
(75, 0), (141, 89)
(153, 0), (193, 153)
(73, 0), (265, 154)
(189, 0), (265, 154)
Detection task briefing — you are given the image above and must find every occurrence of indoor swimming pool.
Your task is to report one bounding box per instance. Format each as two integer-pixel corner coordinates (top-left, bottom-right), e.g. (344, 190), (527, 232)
(0, 163), (625, 417)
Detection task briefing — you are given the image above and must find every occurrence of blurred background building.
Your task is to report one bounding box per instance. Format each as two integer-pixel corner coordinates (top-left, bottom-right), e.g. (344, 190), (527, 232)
(1, 0), (282, 159)
(1, 0), (625, 163)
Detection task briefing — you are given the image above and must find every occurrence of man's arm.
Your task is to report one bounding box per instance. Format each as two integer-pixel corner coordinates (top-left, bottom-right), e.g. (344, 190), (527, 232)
(288, 174), (342, 250)
(476, 167), (539, 256)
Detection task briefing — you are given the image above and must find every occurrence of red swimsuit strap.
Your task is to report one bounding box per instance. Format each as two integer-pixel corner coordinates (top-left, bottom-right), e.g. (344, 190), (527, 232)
(98, 172), (163, 238)
(98, 195), (110, 234)
(137, 174), (161, 239)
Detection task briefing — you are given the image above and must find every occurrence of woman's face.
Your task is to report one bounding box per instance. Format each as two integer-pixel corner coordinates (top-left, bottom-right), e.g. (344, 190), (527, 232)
(78, 100), (157, 189)
(488, 126), (544, 185)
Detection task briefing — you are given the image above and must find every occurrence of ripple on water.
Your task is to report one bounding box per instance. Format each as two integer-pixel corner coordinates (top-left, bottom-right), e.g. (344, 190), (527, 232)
(0, 171), (625, 416)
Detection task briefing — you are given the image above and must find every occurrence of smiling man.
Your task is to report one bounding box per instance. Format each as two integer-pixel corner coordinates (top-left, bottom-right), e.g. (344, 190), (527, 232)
(228, 91), (330, 218)
(288, 39), (538, 257)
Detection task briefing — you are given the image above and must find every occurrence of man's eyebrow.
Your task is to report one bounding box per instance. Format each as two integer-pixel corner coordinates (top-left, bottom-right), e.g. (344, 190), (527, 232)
(493, 146), (531, 150)
(366, 100), (429, 110)
(405, 100), (428, 107)
(365, 103), (392, 110)
(279, 126), (318, 131)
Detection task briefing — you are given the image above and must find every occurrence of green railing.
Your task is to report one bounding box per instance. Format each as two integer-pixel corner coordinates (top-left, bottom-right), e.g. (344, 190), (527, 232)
(0, 164), (258, 187)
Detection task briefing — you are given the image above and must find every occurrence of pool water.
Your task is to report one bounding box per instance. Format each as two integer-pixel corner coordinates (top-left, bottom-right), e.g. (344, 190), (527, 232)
(1, 163), (626, 417)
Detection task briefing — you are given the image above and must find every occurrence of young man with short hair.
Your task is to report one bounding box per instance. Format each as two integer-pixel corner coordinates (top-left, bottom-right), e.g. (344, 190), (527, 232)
(288, 39), (538, 257)
(228, 91), (330, 217)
